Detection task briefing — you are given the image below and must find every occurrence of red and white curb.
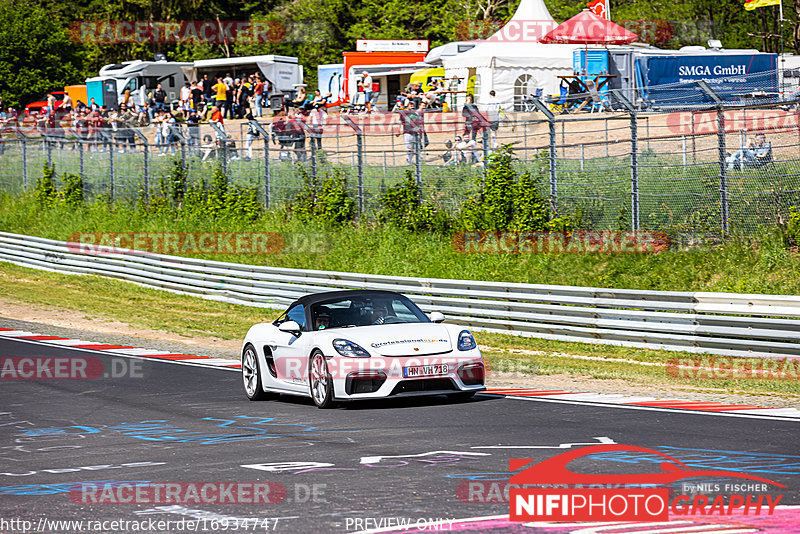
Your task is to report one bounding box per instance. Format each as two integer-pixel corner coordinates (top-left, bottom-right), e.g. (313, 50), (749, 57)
(2, 326), (799, 420)
(0, 327), (241, 370)
(484, 387), (800, 419)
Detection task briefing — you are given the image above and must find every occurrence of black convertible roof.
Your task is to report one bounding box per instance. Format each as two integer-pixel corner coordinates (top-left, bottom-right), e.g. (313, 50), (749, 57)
(289, 289), (405, 309)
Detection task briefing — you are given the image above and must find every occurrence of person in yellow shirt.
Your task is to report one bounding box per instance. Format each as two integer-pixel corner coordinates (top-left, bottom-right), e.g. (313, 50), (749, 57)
(213, 77), (228, 117)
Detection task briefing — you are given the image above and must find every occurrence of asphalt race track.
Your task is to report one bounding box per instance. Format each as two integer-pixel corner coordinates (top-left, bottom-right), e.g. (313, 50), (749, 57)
(1, 335), (798, 534)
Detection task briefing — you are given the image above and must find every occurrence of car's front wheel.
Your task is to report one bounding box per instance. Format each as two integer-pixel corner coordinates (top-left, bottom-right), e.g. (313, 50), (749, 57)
(309, 351), (334, 409)
(242, 344), (270, 401)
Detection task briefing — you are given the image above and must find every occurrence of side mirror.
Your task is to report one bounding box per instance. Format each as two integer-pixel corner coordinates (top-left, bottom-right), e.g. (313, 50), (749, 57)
(429, 312), (445, 323)
(278, 320), (302, 335)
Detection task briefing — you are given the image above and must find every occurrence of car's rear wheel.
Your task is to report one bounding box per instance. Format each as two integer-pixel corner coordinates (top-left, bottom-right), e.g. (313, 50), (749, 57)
(242, 344), (270, 401)
(309, 351), (334, 409)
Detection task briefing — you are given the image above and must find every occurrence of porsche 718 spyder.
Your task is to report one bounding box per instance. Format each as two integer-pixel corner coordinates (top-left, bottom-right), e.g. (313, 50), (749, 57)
(241, 290), (485, 408)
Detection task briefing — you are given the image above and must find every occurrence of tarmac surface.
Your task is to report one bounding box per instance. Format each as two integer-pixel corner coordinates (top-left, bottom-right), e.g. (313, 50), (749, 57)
(0, 334), (798, 533)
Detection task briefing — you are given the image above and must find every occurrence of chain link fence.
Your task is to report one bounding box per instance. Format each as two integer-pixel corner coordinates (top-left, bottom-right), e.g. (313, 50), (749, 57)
(3, 76), (800, 235)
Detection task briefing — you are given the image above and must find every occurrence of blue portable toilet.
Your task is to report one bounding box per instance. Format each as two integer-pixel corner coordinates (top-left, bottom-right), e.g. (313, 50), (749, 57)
(573, 49), (611, 98)
(86, 78), (105, 107)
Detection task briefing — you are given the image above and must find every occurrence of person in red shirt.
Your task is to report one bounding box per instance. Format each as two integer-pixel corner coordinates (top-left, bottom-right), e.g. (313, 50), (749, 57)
(253, 75), (265, 117)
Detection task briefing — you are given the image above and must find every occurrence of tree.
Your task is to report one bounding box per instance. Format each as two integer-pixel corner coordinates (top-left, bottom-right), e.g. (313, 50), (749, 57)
(0, 0), (88, 109)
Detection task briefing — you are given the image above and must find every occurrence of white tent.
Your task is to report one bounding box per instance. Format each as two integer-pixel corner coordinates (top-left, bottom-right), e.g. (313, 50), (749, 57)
(442, 0), (579, 109)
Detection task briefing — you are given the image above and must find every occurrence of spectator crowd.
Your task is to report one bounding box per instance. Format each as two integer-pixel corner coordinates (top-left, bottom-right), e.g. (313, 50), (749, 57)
(1, 70), (505, 166)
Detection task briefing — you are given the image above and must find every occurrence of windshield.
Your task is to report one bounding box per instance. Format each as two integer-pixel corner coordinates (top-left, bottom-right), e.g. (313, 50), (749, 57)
(309, 294), (430, 330)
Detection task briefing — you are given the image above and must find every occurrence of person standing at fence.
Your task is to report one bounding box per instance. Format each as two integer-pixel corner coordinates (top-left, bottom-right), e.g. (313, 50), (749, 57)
(308, 98), (327, 154)
(186, 109), (201, 155)
(223, 73), (235, 120)
(270, 112), (292, 161)
(482, 90), (504, 148)
(395, 105), (424, 166)
(245, 111), (259, 160)
(118, 104), (136, 153)
(359, 71), (374, 114)
(237, 79), (251, 119)
(61, 93), (73, 114)
(287, 110), (307, 162)
(180, 82), (192, 112)
(190, 81), (203, 113)
(46, 93), (56, 116)
(253, 75), (265, 117)
(154, 84), (167, 112)
(462, 94), (481, 141)
(212, 77), (227, 119)
(210, 105), (225, 141)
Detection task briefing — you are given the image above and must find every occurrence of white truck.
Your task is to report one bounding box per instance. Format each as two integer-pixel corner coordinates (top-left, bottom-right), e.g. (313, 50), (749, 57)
(191, 55), (304, 109)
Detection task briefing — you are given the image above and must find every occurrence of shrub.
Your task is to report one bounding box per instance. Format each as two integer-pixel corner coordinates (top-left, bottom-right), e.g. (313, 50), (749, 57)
(288, 169), (355, 226)
(35, 164), (57, 208)
(457, 145), (577, 232)
(378, 172), (450, 232)
(61, 173), (84, 208)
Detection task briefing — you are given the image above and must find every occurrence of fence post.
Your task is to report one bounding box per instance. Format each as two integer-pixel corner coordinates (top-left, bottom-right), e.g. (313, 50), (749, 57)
(249, 120), (272, 209)
(358, 133), (365, 211)
(482, 128), (490, 182)
(613, 90), (639, 231)
(697, 81), (728, 235)
(341, 115), (365, 214)
(45, 136), (53, 169)
(170, 128), (188, 170)
(78, 136), (85, 182)
(15, 128), (28, 190)
(131, 129), (150, 199)
(414, 133), (422, 185)
(108, 134), (115, 202)
(531, 99), (557, 214)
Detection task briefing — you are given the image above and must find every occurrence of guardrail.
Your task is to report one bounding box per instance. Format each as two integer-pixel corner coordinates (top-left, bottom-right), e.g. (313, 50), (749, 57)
(1, 231), (799, 359)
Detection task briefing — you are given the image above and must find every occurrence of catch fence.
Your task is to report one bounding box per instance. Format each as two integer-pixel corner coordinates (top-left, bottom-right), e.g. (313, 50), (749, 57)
(2, 80), (800, 235)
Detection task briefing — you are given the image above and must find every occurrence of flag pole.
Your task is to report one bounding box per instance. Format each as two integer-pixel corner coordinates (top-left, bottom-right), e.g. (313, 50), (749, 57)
(607, 0), (611, 21)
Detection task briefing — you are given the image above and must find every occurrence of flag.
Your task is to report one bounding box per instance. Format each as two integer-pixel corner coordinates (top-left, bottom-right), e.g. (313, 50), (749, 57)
(744, 0), (780, 10)
(587, 0), (607, 19)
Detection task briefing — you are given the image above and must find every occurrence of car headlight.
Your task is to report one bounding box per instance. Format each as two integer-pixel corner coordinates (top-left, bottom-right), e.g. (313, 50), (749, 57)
(332, 339), (371, 358)
(457, 330), (477, 351)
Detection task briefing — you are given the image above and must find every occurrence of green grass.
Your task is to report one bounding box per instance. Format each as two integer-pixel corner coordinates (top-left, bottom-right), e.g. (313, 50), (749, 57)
(1, 191), (799, 294)
(1, 260), (797, 399)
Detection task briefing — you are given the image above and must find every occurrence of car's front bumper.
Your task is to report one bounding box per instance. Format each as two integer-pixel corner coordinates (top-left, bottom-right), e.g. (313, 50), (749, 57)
(326, 353), (485, 400)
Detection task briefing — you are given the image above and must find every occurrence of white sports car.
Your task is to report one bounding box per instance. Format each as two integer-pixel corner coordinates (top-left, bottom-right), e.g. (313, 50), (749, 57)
(241, 290), (485, 408)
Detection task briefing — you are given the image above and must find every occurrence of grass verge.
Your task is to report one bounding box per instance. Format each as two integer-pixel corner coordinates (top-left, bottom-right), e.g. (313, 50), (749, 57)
(1, 261), (798, 400)
(1, 192), (799, 294)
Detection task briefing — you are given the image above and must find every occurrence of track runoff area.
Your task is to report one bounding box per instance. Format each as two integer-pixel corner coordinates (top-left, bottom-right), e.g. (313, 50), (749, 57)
(0, 327), (798, 533)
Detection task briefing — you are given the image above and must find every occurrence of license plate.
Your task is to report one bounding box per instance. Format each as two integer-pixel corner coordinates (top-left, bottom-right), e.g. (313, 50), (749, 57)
(403, 364), (449, 378)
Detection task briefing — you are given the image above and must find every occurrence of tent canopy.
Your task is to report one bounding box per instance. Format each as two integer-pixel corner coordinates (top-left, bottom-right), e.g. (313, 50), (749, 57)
(541, 9), (638, 45)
